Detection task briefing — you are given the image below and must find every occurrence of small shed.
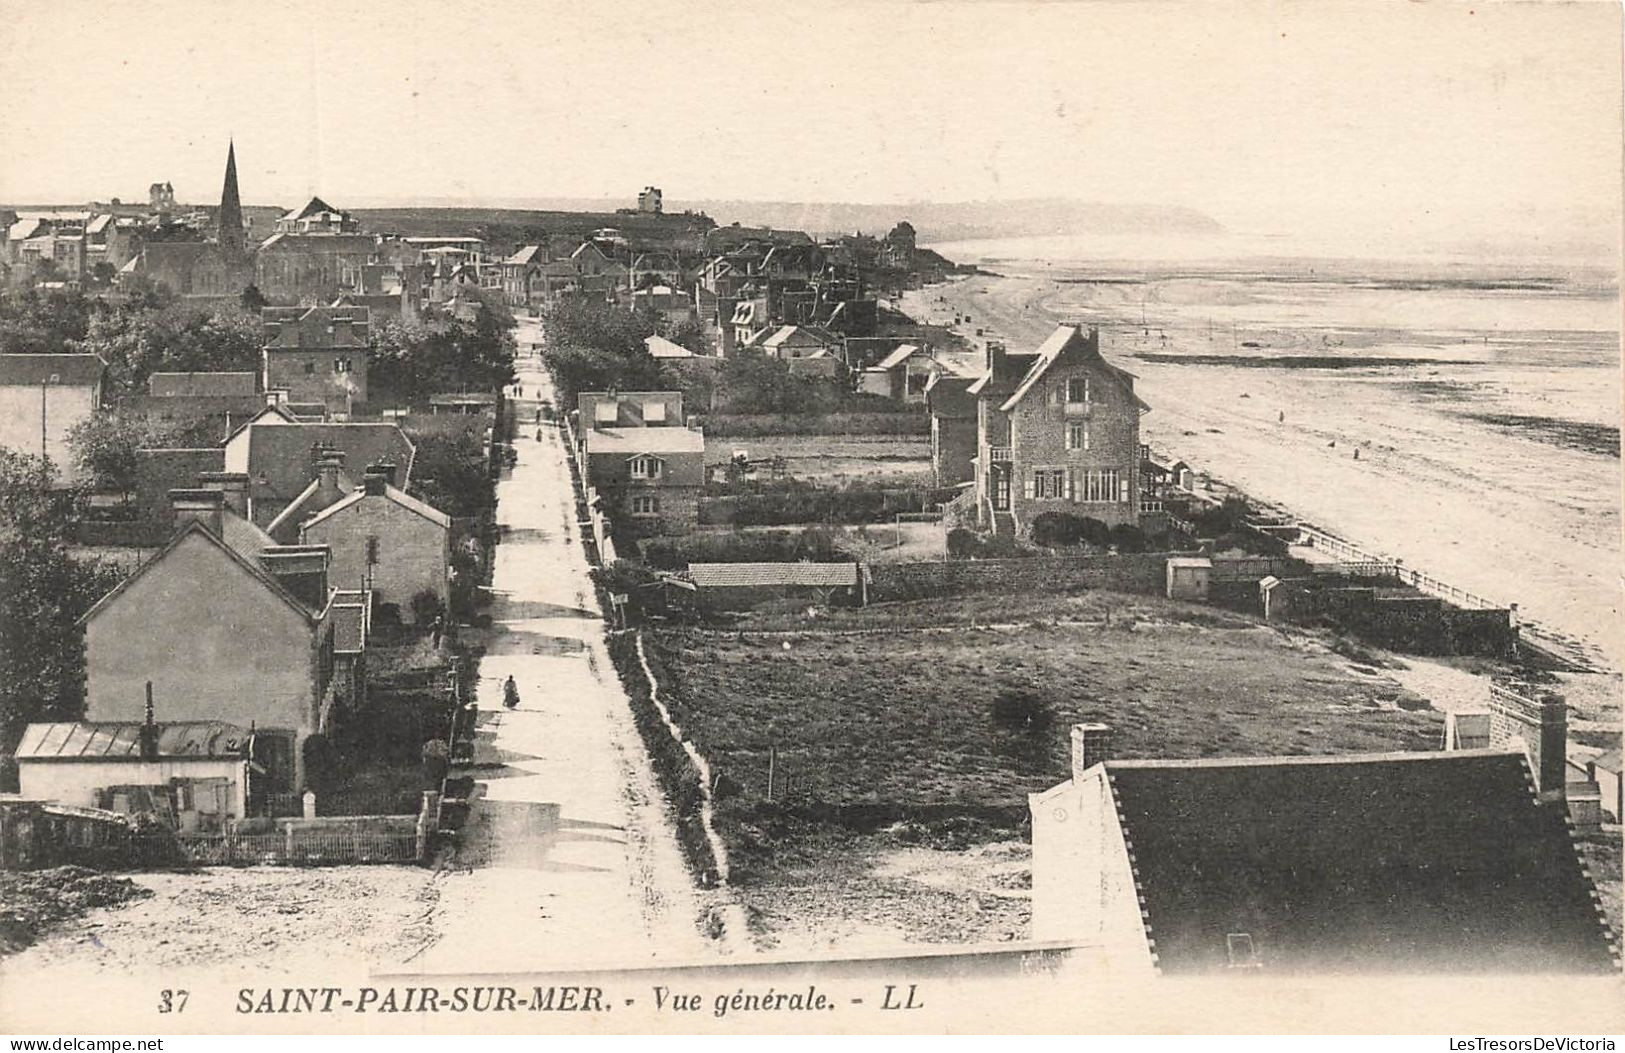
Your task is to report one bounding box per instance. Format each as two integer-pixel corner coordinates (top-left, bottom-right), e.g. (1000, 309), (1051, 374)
(1588, 750), (1622, 822)
(688, 562), (862, 611)
(1165, 556), (1212, 602)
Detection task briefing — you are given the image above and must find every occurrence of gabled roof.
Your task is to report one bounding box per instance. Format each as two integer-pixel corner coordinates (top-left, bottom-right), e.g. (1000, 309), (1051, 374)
(222, 403), (300, 444)
(872, 343), (924, 371)
(0, 353), (107, 387)
(235, 422), (417, 507)
(15, 721), (253, 761)
(645, 335), (697, 359)
(506, 245), (545, 265)
(220, 509), (276, 559)
(78, 520), (319, 629)
(282, 196), (339, 221)
(688, 562), (859, 588)
(924, 372), (977, 418)
(301, 482), (452, 533)
(264, 469), (357, 540)
(148, 371), (257, 398)
(585, 427), (705, 455)
(998, 325), (1149, 414)
(1101, 749), (1620, 974)
(761, 325), (838, 350)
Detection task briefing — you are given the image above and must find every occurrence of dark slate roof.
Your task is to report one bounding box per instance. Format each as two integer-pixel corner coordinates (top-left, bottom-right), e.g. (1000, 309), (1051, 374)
(0, 353), (106, 386)
(241, 422), (416, 508)
(925, 372), (977, 419)
(1104, 750), (1620, 975)
(688, 562), (858, 588)
(16, 721), (252, 760)
(148, 371), (257, 397)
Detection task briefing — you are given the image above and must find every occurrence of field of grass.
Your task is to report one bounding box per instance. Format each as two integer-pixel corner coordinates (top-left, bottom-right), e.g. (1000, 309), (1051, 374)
(709, 434), (932, 488)
(643, 590), (1442, 946)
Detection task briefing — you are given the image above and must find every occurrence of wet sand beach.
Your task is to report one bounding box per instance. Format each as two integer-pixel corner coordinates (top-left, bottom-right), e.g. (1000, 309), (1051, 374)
(907, 252), (1622, 677)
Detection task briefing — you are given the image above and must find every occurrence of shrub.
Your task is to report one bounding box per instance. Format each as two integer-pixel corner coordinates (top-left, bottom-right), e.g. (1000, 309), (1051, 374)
(1031, 511), (1089, 547)
(1078, 517), (1112, 547)
(642, 526), (854, 570)
(420, 738), (450, 786)
(1108, 524), (1148, 553)
(947, 527), (981, 559)
(409, 590), (445, 625)
(302, 734), (339, 792)
(990, 691), (1055, 732)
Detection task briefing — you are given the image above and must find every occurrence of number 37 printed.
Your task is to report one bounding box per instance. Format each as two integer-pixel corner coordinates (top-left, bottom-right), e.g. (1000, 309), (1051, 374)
(158, 990), (188, 1013)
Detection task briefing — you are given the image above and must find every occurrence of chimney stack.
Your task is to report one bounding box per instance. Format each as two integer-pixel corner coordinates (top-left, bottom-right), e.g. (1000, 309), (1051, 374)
(169, 487), (224, 538)
(1488, 686), (1569, 803)
(1070, 723), (1111, 783)
(139, 681), (159, 760)
(315, 449), (346, 500)
(364, 462), (396, 494)
(197, 471), (250, 519)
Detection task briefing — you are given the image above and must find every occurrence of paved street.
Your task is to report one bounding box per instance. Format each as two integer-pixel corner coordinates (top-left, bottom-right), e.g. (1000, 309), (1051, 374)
(407, 317), (713, 973)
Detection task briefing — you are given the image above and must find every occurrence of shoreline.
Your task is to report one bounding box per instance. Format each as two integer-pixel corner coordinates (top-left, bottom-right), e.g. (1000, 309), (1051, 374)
(902, 271), (1622, 679)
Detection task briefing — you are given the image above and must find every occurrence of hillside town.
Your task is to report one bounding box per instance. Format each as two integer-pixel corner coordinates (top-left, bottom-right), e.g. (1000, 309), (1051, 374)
(0, 140), (1618, 985)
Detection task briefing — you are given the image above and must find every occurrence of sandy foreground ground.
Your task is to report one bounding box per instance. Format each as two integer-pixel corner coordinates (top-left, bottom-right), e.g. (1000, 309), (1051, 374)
(2, 322), (722, 988)
(906, 272), (1623, 679)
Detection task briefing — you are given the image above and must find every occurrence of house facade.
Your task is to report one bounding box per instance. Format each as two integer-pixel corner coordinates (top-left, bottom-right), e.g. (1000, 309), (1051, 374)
(15, 721), (252, 828)
(925, 372), (978, 488)
(576, 391), (702, 537)
(968, 326), (1146, 537)
(80, 495), (365, 796)
(0, 353), (106, 486)
(299, 466), (452, 622)
(261, 304), (371, 415)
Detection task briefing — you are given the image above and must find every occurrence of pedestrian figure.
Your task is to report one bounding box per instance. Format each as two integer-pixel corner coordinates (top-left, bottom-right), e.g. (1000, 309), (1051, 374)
(1353, 448), (1360, 461)
(429, 613), (443, 649)
(1279, 411), (1285, 423)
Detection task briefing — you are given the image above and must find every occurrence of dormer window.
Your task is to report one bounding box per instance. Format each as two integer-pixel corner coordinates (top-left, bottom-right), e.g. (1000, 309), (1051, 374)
(1066, 377), (1090, 405)
(629, 455), (662, 480)
(643, 401), (667, 423)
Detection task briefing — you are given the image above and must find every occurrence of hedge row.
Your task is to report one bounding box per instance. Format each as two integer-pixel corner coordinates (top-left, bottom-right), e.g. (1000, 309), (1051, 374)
(603, 631), (721, 886)
(700, 488), (934, 527)
(642, 527), (854, 570)
(703, 412), (931, 438)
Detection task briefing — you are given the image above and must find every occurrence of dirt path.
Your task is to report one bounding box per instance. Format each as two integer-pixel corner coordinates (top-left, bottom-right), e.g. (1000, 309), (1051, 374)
(404, 319), (716, 974)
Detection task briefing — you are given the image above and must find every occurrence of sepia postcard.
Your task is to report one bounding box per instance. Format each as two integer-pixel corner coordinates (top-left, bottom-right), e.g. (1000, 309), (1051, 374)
(0, 0), (1621, 1036)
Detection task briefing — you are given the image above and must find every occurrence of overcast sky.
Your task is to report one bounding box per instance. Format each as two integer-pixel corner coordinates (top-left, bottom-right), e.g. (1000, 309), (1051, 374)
(1, 0), (1618, 253)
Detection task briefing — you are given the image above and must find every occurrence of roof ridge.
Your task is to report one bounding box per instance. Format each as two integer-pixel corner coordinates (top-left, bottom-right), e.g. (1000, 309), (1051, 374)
(78, 520), (319, 629)
(1104, 746), (1523, 770)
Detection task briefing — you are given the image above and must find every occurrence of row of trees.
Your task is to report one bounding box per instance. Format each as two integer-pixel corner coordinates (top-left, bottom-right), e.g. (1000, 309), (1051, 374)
(0, 451), (126, 778)
(2, 286), (518, 410)
(540, 298), (905, 419)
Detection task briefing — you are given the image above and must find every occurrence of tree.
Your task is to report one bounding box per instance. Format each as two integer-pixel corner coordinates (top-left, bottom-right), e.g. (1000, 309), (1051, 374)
(239, 284), (268, 312)
(0, 450), (126, 759)
(79, 303), (261, 393)
(368, 314), (516, 407)
(0, 287), (94, 354)
(66, 410), (191, 496)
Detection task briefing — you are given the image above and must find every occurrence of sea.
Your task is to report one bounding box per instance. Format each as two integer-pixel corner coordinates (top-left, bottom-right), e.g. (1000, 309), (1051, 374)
(919, 232), (1623, 675)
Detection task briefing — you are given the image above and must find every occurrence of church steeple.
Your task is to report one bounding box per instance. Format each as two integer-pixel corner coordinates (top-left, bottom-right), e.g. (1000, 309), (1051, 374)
(218, 140), (244, 257)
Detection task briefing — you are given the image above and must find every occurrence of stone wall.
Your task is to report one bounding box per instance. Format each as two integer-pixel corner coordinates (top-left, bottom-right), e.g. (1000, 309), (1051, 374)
(866, 552), (1174, 603)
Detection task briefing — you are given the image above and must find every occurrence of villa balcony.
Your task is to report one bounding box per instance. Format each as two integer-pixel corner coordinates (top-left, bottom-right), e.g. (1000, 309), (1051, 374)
(988, 446), (1013, 463)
